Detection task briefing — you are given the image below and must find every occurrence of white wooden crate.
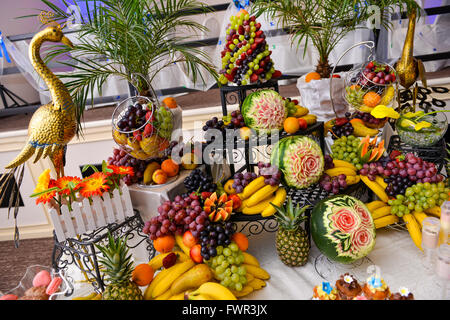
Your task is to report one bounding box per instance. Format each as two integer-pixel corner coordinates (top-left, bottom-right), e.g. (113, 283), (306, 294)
(49, 184), (135, 242)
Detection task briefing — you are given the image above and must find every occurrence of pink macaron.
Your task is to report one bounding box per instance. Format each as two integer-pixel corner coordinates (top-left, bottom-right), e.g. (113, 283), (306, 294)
(32, 270), (52, 288)
(45, 277), (63, 295)
(0, 294), (18, 300)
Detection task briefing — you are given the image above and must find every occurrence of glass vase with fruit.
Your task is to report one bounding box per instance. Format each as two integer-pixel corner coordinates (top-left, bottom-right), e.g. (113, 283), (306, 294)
(112, 96), (174, 162)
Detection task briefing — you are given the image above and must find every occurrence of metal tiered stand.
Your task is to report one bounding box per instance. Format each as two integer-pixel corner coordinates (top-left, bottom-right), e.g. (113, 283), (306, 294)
(51, 209), (155, 293)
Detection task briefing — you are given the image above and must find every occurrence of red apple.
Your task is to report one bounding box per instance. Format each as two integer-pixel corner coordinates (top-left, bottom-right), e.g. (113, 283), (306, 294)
(183, 230), (197, 248)
(190, 244), (203, 263)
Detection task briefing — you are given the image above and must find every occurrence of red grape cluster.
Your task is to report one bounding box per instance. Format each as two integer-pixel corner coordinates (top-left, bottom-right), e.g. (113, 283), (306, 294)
(257, 162), (282, 186)
(199, 222), (234, 260)
(142, 193), (210, 241)
(107, 148), (147, 185)
(352, 111), (386, 126)
(319, 174), (347, 194)
(228, 110), (245, 129)
(324, 155), (334, 170)
(232, 171), (257, 193)
(362, 61), (396, 85)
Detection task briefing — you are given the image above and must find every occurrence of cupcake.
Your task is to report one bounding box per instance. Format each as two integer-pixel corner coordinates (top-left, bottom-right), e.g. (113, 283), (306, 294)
(389, 287), (414, 300)
(362, 276), (390, 300)
(335, 273), (362, 300)
(312, 282), (337, 300)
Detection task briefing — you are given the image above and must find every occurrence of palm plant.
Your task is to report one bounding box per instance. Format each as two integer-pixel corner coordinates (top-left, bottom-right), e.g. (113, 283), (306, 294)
(251, 0), (419, 78)
(21, 0), (218, 135)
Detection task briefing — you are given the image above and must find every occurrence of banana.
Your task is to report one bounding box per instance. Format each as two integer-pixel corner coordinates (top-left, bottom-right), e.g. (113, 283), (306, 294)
(380, 85), (395, 105)
(246, 184), (279, 207)
(170, 263), (213, 295)
(148, 252), (173, 271)
(241, 176), (266, 199)
(293, 106), (309, 117)
(72, 292), (98, 300)
(261, 187), (287, 217)
(325, 167), (357, 177)
(300, 114), (317, 125)
(188, 293), (214, 300)
(243, 264), (270, 280)
(403, 214), (422, 251)
(351, 121), (379, 137)
(152, 260), (195, 298)
(175, 234), (191, 256)
(366, 200), (388, 212)
(91, 293), (102, 300)
(374, 215), (399, 229)
(425, 206), (441, 218)
(346, 175), (361, 185)
(242, 195), (276, 215)
(168, 292), (187, 300)
(175, 251), (191, 262)
(371, 206), (392, 220)
(155, 289), (173, 300)
(144, 266), (174, 300)
(360, 175), (389, 202)
(248, 278), (266, 290)
(190, 282), (237, 300)
(412, 211), (428, 227)
(332, 159), (357, 171)
(375, 176), (388, 189)
(242, 252), (260, 267)
(246, 273), (255, 283)
(231, 285), (254, 298)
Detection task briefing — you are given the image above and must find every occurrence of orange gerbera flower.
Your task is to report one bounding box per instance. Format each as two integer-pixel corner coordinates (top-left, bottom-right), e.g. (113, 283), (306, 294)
(33, 169), (57, 205)
(107, 165), (134, 176)
(55, 176), (82, 195)
(78, 172), (110, 198)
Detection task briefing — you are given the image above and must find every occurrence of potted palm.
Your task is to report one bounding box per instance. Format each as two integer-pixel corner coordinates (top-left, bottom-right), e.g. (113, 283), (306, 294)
(23, 0), (218, 134)
(250, 0), (419, 121)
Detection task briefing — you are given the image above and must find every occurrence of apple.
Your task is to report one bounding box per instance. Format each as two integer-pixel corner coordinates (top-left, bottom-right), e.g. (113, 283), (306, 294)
(190, 244), (203, 263)
(182, 230), (197, 248)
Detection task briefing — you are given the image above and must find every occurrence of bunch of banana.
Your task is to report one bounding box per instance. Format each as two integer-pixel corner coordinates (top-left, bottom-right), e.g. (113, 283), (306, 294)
(360, 175), (390, 203)
(326, 160), (361, 186)
(186, 282), (237, 300)
(365, 200), (398, 229)
(350, 120), (379, 137)
(238, 176), (287, 217)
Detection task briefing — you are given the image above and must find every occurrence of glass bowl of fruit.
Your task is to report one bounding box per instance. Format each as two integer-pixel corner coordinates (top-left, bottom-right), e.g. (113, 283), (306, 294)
(112, 96), (173, 161)
(395, 111), (448, 147)
(344, 60), (397, 114)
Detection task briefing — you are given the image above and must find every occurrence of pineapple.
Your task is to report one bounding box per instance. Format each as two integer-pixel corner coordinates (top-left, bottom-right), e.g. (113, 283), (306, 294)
(315, 57), (331, 79)
(272, 198), (310, 267)
(96, 233), (143, 300)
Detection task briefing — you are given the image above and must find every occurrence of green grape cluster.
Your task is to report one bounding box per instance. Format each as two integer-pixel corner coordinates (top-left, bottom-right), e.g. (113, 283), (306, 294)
(388, 181), (450, 217)
(345, 86), (365, 108)
(285, 98), (297, 117)
(155, 106), (173, 139)
(330, 135), (363, 169)
(205, 242), (247, 291)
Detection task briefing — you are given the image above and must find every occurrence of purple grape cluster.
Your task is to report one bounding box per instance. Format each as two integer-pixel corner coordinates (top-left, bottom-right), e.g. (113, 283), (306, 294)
(331, 112), (354, 140)
(257, 162), (282, 186)
(199, 222), (234, 260)
(107, 148), (147, 185)
(324, 155), (334, 170)
(184, 169), (217, 193)
(232, 171), (258, 193)
(352, 111), (386, 127)
(116, 103), (149, 134)
(319, 174), (347, 194)
(228, 110), (245, 129)
(142, 193), (210, 241)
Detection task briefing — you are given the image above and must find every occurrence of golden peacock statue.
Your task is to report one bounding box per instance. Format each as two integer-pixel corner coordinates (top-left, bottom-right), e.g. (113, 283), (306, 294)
(0, 23), (76, 244)
(394, 9), (427, 110)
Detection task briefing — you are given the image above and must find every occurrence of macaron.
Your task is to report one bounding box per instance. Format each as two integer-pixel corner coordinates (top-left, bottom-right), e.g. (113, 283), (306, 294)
(32, 270), (52, 288)
(46, 277), (63, 295)
(0, 294), (18, 300)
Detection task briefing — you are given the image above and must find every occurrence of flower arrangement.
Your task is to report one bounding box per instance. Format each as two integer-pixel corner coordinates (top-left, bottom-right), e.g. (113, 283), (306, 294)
(31, 161), (133, 211)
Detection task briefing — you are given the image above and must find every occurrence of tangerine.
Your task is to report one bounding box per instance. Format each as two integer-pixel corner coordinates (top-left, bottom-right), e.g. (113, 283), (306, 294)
(162, 97), (177, 109)
(153, 235), (175, 253)
(132, 263), (154, 286)
(283, 117), (300, 134)
(161, 159), (179, 177)
(363, 91), (381, 108)
(305, 72), (321, 83)
(231, 232), (249, 251)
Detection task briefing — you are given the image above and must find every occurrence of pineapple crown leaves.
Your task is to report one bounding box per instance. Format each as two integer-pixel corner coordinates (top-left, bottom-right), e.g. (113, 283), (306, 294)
(95, 232), (134, 285)
(271, 198), (309, 231)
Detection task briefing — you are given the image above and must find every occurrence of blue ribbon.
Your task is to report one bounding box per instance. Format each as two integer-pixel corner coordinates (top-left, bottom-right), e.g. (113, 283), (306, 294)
(0, 31), (11, 63)
(233, 0), (250, 10)
(322, 282), (332, 295)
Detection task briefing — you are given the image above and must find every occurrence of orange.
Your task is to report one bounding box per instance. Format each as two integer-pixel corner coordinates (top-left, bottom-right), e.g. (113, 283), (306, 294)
(158, 138), (170, 152)
(161, 159), (179, 177)
(283, 117), (300, 134)
(162, 97), (177, 109)
(305, 72), (321, 83)
(363, 91), (381, 108)
(132, 263), (154, 286)
(231, 232), (249, 251)
(350, 118), (364, 125)
(152, 169), (168, 184)
(153, 235), (175, 253)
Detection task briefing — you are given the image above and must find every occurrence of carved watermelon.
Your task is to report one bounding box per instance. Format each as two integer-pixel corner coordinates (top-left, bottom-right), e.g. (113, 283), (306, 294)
(311, 195), (376, 264)
(241, 90), (287, 134)
(270, 136), (324, 189)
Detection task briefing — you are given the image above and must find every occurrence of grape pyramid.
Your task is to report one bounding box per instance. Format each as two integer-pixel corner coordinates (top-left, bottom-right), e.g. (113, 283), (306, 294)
(218, 9), (281, 86)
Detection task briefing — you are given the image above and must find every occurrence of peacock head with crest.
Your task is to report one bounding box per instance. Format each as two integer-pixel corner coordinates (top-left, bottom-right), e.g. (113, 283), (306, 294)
(37, 24), (74, 48)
